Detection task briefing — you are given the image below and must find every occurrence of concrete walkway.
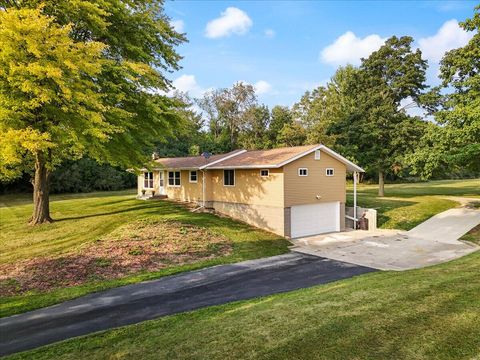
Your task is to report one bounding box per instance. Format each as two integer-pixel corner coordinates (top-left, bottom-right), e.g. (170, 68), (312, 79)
(0, 253), (375, 356)
(291, 206), (480, 271)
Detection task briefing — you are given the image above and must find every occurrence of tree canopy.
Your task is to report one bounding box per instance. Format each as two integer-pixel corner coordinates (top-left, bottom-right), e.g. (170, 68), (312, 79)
(0, 1), (185, 223)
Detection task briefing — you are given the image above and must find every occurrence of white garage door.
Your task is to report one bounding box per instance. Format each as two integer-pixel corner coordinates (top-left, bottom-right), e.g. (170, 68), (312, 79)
(290, 202), (340, 238)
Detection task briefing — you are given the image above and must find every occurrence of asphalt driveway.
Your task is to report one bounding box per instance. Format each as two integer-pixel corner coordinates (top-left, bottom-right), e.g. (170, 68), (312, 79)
(0, 253), (375, 356)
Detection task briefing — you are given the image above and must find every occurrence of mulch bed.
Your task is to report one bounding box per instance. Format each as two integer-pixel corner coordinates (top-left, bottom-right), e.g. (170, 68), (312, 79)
(0, 220), (232, 296)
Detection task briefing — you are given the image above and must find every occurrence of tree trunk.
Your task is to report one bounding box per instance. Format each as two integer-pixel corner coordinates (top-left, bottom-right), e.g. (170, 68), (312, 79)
(30, 152), (53, 225)
(378, 170), (385, 197)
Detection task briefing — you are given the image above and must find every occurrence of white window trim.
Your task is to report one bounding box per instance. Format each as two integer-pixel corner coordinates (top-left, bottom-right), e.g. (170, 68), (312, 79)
(144, 172), (154, 189)
(167, 171), (181, 187)
(223, 169), (235, 187)
(189, 170), (198, 183)
(326, 168), (335, 176)
(260, 169), (269, 177)
(298, 168), (308, 177)
(314, 150), (321, 160)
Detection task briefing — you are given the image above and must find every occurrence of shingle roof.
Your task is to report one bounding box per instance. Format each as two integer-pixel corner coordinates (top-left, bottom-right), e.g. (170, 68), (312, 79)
(154, 150), (244, 169)
(209, 145), (319, 168)
(153, 145), (364, 172)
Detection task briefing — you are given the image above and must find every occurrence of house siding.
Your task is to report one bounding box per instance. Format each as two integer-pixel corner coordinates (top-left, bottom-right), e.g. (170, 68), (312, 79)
(283, 150), (347, 207)
(211, 201), (285, 236)
(206, 168), (284, 207)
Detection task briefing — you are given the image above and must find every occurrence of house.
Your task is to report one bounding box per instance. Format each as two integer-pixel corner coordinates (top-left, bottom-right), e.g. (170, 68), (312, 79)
(138, 144), (364, 238)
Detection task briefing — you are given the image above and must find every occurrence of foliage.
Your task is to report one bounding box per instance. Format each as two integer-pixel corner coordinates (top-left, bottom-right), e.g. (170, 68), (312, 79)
(0, 1), (185, 222)
(327, 37), (429, 194)
(197, 82), (258, 151)
(50, 159), (136, 193)
(277, 121), (307, 147)
(409, 6), (480, 178)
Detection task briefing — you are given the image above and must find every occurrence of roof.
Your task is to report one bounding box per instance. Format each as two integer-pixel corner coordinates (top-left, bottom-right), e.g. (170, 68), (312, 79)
(154, 145), (364, 172)
(209, 145), (319, 168)
(154, 150), (245, 169)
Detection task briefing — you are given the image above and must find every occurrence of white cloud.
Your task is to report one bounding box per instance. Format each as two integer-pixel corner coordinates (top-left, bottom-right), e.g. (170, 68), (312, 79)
(205, 7), (252, 39)
(264, 29), (275, 38)
(418, 19), (473, 63)
(254, 80), (272, 94)
(171, 74), (205, 97)
(170, 19), (184, 33)
(320, 31), (386, 66)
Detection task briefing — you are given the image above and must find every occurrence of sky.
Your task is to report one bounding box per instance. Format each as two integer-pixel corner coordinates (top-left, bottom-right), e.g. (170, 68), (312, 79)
(164, 0), (477, 110)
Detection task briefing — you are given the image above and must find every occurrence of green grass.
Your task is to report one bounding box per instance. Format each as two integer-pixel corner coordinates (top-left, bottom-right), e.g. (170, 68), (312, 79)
(0, 191), (289, 317)
(347, 179), (480, 230)
(7, 251), (480, 360)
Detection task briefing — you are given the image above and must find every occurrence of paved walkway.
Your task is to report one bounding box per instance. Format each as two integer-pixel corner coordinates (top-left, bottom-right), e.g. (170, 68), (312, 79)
(0, 253), (375, 356)
(291, 207), (480, 271)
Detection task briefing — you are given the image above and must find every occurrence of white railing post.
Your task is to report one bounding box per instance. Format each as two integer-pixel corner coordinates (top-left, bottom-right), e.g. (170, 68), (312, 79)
(353, 171), (357, 229)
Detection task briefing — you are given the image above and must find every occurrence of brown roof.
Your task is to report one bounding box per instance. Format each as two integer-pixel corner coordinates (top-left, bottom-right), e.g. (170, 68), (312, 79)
(153, 145), (364, 172)
(154, 150), (244, 169)
(209, 145), (319, 168)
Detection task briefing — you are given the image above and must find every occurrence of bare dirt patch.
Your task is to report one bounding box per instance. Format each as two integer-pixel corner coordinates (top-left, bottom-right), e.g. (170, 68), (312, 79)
(0, 220), (232, 296)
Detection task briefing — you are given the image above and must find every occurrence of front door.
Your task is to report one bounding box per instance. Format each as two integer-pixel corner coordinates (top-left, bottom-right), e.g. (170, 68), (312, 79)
(159, 171), (165, 195)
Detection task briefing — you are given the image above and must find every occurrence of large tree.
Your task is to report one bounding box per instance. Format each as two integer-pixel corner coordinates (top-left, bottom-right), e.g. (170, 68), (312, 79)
(429, 6), (479, 174)
(197, 82), (257, 151)
(0, 1), (185, 224)
(328, 36), (429, 196)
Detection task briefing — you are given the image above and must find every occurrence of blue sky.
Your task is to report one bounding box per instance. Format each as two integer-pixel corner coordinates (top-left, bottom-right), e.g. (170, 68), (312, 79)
(164, 0), (477, 108)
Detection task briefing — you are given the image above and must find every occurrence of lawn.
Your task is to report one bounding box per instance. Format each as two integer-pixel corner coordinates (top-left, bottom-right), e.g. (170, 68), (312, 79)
(7, 250), (480, 360)
(1, 179), (478, 318)
(0, 191), (290, 317)
(347, 179), (480, 230)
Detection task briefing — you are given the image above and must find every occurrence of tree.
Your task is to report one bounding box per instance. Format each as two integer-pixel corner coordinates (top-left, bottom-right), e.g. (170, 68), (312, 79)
(269, 106), (293, 145)
(277, 122), (307, 147)
(0, 2), (185, 224)
(198, 82), (257, 151)
(435, 6), (480, 172)
(238, 105), (270, 150)
(328, 36), (429, 196)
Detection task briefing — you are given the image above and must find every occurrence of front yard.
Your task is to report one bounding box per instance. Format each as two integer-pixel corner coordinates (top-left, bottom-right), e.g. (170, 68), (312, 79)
(0, 192), (290, 317)
(1, 179), (478, 318)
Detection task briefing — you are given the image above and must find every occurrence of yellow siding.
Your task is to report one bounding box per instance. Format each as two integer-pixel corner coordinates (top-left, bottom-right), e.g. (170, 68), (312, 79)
(165, 170), (204, 203)
(283, 150), (346, 207)
(206, 168), (284, 207)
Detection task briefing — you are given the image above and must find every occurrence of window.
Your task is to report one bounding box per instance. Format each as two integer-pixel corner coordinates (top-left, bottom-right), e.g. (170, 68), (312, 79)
(298, 168), (308, 176)
(144, 172), (154, 188)
(168, 171), (181, 186)
(224, 169), (235, 186)
(326, 168), (334, 176)
(189, 170), (198, 183)
(260, 169), (269, 177)
(314, 150), (321, 160)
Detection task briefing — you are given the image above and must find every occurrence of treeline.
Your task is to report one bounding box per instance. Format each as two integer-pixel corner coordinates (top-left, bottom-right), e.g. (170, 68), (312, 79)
(0, 159), (136, 194)
(159, 17), (479, 195)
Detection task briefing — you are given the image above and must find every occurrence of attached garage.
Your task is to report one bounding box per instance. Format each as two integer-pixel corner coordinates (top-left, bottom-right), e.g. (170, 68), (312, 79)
(290, 202), (340, 238)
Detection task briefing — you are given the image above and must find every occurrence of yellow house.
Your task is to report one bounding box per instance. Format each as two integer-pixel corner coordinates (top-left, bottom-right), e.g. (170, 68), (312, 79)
(138, 144), (364, 238)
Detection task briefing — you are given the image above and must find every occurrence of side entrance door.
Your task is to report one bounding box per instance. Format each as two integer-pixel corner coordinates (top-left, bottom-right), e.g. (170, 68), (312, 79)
(159, 171), (165, 195)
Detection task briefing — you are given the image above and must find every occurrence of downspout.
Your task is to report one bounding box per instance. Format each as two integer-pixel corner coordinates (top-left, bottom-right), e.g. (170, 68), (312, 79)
(353, 171), (357, 229)
(201, 169), (206, 208)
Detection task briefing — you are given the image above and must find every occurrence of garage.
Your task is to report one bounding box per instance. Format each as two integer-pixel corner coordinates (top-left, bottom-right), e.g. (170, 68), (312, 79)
(290, 202), (340, 238)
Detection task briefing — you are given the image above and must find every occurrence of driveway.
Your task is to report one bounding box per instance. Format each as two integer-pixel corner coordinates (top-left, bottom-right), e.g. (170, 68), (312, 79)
(291, 207), (480, 271)
(0, 253), (375, 356)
